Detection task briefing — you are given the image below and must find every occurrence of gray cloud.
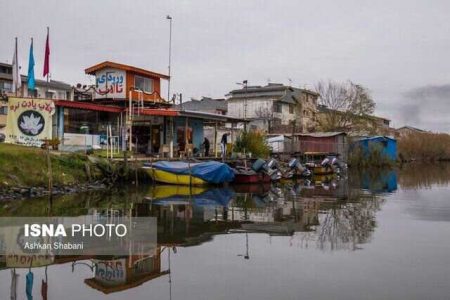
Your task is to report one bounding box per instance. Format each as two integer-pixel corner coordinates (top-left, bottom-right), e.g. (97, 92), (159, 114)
(396, 85), (450, 131)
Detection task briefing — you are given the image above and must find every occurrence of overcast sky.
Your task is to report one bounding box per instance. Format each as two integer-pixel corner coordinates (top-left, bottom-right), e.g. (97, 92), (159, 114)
(2, 0), (450, 132)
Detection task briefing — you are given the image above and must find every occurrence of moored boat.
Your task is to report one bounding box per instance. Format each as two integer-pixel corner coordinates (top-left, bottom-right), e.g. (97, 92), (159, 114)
(142, 160), (235, 185)
(232, 166), (271, 184)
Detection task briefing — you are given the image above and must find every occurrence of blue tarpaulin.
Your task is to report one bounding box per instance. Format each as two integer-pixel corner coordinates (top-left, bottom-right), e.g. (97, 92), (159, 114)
(149, 161), (235, 184)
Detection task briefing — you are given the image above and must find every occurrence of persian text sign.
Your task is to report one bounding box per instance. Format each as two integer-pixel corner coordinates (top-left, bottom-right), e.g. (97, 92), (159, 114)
(6, 97), (55, 147)
(95, 68), (126, 99)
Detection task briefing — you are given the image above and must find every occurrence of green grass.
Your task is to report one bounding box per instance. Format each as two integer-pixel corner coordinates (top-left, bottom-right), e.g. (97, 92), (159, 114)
(0, 143), (91, 188)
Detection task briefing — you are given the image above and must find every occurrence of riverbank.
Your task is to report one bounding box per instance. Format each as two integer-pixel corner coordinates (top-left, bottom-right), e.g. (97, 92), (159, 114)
(0, 144), (148, 201)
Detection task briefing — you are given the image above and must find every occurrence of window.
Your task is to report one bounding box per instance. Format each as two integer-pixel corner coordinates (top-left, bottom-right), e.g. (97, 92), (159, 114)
(135, 75), (153, 93)
(0, 106), (7, 115)
(273, 102), (282, 113)
(58, 91), (67, 100)
(0, 81), (12, 92)
(289, 104), (294, 114)
(28, 89), (38, 98)
(45, 91), (54, 99)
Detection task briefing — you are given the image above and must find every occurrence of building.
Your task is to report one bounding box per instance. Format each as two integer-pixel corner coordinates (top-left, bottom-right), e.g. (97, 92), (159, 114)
(0, 61), (73, 135)
(84, 61), (169, 103)
(175, 97), (227, 115)
(53, 61), (245, 156)
(226, 83), (319, 132)
(267, 131), (348, 160)
(0, 62), (73, 100)
(352, 136), (397, 161)
(395, 125), (427, 138)
(317, 104), (391, 135)
(175, 97), (242, 149)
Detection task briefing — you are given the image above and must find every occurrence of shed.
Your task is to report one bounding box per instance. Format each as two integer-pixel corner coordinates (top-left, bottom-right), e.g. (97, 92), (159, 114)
(352, 136), (397, 161)
(267, 135), (292, 153)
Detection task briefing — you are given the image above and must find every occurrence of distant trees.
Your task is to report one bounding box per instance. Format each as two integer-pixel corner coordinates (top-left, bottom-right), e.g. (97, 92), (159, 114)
(315, 80), (376, 133)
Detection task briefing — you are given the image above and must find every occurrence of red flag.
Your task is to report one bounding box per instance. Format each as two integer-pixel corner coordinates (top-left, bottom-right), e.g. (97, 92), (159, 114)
(43, 27), (50, 77)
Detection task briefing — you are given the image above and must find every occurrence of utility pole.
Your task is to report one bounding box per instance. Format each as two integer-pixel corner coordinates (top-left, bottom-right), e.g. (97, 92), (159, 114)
(166, 15), (174, 158)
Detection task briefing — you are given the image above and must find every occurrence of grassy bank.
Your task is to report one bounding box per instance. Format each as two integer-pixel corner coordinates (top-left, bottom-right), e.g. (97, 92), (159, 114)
(0, 144), (145, 189)
(0, 144), (96, 188)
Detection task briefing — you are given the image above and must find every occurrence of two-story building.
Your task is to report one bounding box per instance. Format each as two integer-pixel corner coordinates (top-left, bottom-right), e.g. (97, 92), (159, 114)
(0, 62), (73, 100)
(226, 83), (319, 133)
(56, 61), (244, 157)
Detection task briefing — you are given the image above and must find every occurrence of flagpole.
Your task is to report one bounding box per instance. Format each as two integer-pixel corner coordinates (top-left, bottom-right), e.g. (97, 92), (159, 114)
(46, 27), (49, 94)
(31, 37), (33, 99)
(15, 37), (18, 97)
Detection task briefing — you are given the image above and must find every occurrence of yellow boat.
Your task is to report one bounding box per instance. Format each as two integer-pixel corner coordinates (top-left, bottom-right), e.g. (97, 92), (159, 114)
(144, 167), (208, 185)
(142, 160), (235, 186)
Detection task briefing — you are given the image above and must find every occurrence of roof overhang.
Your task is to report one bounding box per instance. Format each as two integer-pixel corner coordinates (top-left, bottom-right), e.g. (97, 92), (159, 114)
(134, 108), (178, 117)
(177, 110), (248, 123)
(85, 61), (170, 80)
(55, 100), (124, 113)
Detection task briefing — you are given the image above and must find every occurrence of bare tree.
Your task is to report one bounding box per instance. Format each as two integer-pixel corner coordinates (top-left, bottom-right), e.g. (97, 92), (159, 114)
(315, 80), (376, 132)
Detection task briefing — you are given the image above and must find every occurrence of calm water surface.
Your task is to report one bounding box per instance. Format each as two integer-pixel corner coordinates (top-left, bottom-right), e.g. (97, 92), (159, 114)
(1, 163), (450, 300)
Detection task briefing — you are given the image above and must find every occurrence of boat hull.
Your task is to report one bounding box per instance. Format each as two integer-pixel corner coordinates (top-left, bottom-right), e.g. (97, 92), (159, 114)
(145, 168), (208, 185)
(233, 173), (271, 184)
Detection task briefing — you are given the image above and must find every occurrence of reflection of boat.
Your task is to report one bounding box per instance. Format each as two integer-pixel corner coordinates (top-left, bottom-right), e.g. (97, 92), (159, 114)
(142, 161), (235, 185)
(232, 183), (271, 194)
(151, 187), (235, 207)
(150, 185), (207, 199)
(311, 165), (334, 175)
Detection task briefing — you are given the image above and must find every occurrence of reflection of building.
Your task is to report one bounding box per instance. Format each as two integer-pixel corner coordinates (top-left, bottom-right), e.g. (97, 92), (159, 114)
(84, 247), (169, 294)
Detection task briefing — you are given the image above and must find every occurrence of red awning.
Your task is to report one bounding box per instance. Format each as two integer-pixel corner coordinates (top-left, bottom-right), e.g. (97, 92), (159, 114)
(133, 108), (178, 117)
(55, 100), (124, 113)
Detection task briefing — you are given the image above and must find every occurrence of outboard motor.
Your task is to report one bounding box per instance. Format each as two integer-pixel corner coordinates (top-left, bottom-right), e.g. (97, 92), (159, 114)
(288, 158), (311, 177)
(251, 158), (266, 172)
(321, 157), (331, 167)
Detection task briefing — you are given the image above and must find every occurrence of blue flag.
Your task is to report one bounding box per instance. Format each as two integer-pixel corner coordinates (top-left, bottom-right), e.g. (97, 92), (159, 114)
(27, 39), (35, 91)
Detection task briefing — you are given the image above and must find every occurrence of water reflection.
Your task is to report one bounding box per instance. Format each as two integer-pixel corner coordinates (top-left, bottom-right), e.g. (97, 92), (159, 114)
(0, 171), (399, 298)
(398, 162), (450, 189)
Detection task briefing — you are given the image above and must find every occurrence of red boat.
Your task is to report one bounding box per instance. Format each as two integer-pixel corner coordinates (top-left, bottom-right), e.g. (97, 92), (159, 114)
(232, 167), (271, 184)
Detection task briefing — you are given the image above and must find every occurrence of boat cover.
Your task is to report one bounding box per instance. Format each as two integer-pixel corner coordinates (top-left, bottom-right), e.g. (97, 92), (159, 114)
(148, 161), (235, 184)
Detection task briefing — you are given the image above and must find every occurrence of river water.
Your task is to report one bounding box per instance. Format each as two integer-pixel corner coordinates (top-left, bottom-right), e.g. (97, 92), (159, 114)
(1, 163), (450, 299)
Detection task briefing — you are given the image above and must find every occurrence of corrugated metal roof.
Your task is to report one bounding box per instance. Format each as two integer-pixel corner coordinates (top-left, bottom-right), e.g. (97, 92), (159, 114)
(175, 97), (227, 112)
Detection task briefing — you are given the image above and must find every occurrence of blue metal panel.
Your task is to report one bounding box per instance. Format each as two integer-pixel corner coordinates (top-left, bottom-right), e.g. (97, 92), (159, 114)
(352, 136), (397, 161)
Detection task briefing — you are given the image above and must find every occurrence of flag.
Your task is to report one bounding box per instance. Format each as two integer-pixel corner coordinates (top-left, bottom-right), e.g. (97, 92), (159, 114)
(11, 38), (21, 93)
(27, 38), (35, 91)
(43, 27), (50, 78)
